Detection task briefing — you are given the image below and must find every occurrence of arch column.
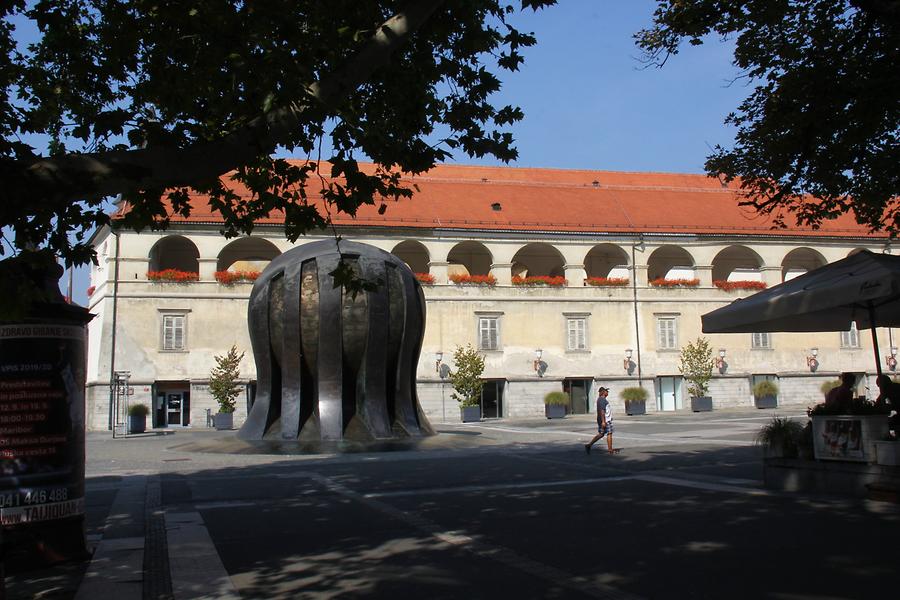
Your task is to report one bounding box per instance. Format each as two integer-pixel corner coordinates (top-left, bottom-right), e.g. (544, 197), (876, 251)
(696, 264), (713, 287)
(632, 264), (649, 287)
(428, 261), (450, 284)
(761, 266), (782, 287)
(564, 264), (586, 286)
(490, 262), (513, 285)
(199, 257), (218, 281)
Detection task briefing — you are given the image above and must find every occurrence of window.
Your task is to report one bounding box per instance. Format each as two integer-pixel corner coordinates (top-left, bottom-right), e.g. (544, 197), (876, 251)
(656, 317), (677, 350)
(840, 323), (860, 348)
(478, 316), (500, 350)
(161, 313), (187, 351)
(751, 332), (771, 349)
(565, 315), (588, 351)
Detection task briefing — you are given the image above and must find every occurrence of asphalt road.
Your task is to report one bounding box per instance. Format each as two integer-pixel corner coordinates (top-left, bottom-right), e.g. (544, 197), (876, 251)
(6, 408), (897, 599)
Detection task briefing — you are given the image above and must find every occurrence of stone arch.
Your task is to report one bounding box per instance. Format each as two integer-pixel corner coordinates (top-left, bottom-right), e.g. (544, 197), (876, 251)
(217, 238), (281, 272)
(510, 243), (566, 278)
(647, 246), (695, 281)
(584, 244), (630, 279)
(148, 235), (200, 273)
(782, 247), (827, 281)
(391, 240), (430, 274)
(448, 241), (492, 277)
(711, 245), (764, 282)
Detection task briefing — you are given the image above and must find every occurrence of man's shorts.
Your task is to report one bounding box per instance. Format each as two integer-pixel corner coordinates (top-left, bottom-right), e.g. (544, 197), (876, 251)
(596, 422), (614, 435)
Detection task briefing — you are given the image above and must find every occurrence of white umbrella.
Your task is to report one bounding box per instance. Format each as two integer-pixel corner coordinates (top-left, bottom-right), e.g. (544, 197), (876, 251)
(701, 250), (900, 376)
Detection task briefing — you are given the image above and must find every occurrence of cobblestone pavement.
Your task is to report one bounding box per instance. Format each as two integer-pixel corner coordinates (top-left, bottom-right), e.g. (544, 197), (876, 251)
(5, 408), (898, 599)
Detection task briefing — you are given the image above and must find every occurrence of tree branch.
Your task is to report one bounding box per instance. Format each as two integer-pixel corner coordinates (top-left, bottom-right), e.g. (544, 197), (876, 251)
(3, 0), (445, 204)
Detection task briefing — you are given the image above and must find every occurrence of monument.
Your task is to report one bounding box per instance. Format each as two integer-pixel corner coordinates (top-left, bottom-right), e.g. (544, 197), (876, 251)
(238, 240), (434, 443)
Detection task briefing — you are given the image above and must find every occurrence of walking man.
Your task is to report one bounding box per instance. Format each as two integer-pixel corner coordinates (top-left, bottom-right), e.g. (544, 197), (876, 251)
(585, 386), (615, 454)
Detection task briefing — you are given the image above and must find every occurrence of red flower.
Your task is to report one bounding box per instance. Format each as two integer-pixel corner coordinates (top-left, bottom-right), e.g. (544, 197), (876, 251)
(713, 279), (767, 291)
(649, 278), (700, 288)
(147, 269), (199, 282)
(215, 270), (261, 284)
(585, 277), (629, 287)
(449, 273), (497, 286)
(414, 272), (435, 285)
(511, 275), (567, 287)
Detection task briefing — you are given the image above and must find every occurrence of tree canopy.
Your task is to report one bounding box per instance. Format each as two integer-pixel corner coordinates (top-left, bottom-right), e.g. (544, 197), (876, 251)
(0, 0), (554, 267)
(638, 0), (900, 233)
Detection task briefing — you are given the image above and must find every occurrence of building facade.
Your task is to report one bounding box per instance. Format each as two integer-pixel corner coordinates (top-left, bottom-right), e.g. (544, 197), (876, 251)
(84, 164), (893, 430)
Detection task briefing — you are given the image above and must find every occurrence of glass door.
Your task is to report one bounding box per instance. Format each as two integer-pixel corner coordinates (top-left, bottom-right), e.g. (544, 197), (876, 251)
(564, 379), (592, 415)
(481, 380), (504, 419)
(166, 393), (182, 425)
(657, 376), (683, 411)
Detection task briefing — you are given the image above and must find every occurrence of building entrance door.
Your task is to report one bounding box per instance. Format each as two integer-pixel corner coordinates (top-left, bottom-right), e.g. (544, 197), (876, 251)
(155, 389), (191, 427)
(563, 379), (592, 414)
(481, 380), (504, 419)
(657, 376), (683, 411)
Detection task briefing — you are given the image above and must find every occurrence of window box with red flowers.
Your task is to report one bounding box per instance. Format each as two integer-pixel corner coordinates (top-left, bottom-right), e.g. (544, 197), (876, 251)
(713, 279), (767, 292)
(585, 277), (629, 287)
(147, 269), (200, 282)
(511, 275), (567, 287)
(449, 274), (497, 286)
(215, 270), (261, 285)
(414, 273), (435, 285)
(649, 278), (700, 288)
(86, 285), (96, 296)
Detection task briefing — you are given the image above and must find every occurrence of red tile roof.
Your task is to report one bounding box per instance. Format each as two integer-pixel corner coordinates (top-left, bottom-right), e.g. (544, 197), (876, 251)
(115, 162), (876, 238)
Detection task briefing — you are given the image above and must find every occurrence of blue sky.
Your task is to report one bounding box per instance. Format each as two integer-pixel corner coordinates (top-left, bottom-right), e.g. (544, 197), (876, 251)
(65, 1), (746, 304)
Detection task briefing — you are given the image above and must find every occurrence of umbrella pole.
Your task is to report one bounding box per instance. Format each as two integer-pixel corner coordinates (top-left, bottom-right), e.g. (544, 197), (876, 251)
(869, 303), (882, 377)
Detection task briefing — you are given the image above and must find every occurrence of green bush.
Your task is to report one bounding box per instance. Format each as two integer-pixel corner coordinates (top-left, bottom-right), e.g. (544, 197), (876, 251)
(752, 380), (778, 398)
(755, 416), (804, 457)
(127, 403), (149, 417)
(209, 345), (245, 413)
(820, 379), (841, 395)
(678, 337), (714, 397)
(620, 387), (648, 403)
(544, 391), (569, 406)
(449, 344), (485, 408)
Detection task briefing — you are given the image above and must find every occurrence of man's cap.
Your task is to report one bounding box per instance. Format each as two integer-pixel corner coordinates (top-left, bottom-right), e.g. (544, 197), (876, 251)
(597, 387), (609, 394)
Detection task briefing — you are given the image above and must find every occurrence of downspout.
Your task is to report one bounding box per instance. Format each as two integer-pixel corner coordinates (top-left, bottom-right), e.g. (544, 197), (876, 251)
(107, 225), (121, 434)
(631, 241), (642, 387)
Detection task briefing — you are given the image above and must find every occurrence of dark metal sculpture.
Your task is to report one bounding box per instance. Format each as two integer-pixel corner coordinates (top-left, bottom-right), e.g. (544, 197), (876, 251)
(238, 240), (433, 443)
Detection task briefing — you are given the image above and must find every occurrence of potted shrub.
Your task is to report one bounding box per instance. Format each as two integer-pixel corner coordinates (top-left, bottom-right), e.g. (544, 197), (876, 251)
(820, 379), (841, 397)
(209, 345), (245, 430)
(753, 380), (778, 409)
(449, 344), (485, 422)
(678, 337), (715, 412)
(621, 387), (648, 415)
(127, 403), (149, 434)
(755, 416), (804, 458)
(544, 391), (568, 419)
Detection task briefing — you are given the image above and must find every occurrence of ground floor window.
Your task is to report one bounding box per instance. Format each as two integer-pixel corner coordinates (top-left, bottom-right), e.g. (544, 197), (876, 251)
(656, 376), (683, 411)
(481, 379), (505, 418)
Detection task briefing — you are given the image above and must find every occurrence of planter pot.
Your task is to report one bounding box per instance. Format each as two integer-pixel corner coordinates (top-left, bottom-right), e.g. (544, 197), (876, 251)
(460, 406), (481, 423)
(690, 396), (713, 412)
(214, 412), (234, 431)
(811, 415), (889, 463)
(625, 400), (646, 416)
(755, 395), (777, 409)
(545, 404), (566, 419)
(127, 415), (146, 434)
(874, 440), (900, 466)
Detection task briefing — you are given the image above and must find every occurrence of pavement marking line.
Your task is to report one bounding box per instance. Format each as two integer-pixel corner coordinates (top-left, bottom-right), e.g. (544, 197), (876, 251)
(362, 475), (637, 498)
(303, 471), (644, 600)
(166, 511), (240, 600)
(634, 475), (773, 496)
(451, 424), (754, 446)
(194, 501), (258, 510)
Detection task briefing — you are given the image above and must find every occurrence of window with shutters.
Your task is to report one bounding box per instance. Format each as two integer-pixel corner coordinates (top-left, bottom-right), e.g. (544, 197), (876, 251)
(751, 332), (772, 349)
(478, 316), (500, 351)
(160, 312), (188, 351)
(840, 322), (860, 348)
(656, 316), (677, 350)
(565, 316), (588, 351)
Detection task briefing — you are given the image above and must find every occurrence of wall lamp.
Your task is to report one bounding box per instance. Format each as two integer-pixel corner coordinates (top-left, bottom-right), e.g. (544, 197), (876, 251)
(715, 348), (727, 373)
(435, 351), (443, 374)
(534, 348), (543, 377)
(624, 348), (633, 371)
(807, 347), (819, 372)
(887, 347), (898, 371)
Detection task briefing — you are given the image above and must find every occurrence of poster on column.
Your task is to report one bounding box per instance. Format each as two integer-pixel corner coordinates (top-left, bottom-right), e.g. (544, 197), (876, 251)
(0, 323), (86, 527)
